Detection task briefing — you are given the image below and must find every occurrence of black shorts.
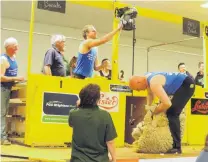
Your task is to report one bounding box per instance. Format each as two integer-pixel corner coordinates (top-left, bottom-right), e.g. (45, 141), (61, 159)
(167, 76), (195, 115)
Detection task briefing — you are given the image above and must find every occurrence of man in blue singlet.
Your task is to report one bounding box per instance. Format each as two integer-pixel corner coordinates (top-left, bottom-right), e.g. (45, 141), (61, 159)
(129, 72), (195, 154)
(73, 24), (122, 79)
(0, 37), (24, 145)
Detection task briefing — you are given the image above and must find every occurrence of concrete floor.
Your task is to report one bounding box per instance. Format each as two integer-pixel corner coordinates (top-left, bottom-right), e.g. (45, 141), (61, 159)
(1, 144), (202, 162)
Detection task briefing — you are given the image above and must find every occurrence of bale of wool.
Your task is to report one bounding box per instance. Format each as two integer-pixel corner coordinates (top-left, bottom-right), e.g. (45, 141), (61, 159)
(132, 106), (186, 153)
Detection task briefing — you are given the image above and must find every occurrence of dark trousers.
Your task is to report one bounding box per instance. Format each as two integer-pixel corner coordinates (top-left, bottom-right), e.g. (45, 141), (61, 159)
(166, 76), (195, 149)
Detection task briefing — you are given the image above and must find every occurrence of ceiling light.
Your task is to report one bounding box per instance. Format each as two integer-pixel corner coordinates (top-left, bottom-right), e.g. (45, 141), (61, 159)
(201, 2), (208, 8)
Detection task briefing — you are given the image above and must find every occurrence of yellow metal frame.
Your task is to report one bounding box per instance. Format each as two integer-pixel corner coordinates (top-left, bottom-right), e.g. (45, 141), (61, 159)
(203, 23), (208, 88)
(69, 0), (206, 25)
(111, 2), (120, 81)
(24, 0), (207, 147)
(25, 0), (36, 145)
(185, 86), (208, 145)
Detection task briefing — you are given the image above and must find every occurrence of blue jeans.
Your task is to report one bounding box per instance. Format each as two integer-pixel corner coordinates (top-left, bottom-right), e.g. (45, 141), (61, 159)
(1, 86), (11, 140)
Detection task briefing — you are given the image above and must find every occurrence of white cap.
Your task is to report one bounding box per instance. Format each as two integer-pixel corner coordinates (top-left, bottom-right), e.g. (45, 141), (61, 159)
(51, 34), (66, 46)
(4, 37), (18, 48)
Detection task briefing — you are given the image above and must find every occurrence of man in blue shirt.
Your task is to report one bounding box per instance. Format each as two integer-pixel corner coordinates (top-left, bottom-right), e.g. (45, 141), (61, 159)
(129, 72), (195, 154)
(73, 23), (122, 79)
(42, 34), (66, 77)
(0, 37), (24, 145)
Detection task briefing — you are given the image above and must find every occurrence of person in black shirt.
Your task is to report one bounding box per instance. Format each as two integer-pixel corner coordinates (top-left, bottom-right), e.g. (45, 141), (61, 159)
(99, 58), (112, 80)
(195, 61), (204, 87)
(69, 84), (117, 162)
(178, 62), (194, 80)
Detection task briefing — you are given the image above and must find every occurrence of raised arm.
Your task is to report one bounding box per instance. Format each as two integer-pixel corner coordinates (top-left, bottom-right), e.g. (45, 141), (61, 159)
(86, 24), (122, 48)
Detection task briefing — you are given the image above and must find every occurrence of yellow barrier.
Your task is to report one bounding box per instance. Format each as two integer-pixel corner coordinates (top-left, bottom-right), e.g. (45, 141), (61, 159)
(24, 75), (208, 146)
(186, 86), (208, 145)
(25, 74), (133, 146)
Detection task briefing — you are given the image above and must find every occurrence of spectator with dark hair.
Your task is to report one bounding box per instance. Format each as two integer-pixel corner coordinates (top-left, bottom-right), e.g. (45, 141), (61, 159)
(178, 63), (186, 74)
(60, 54), (77, 77)
(178, 62), (194, 80)
(99, 58), (112, 80)
(69, 56), (77, 77)
(195, 61), (204, 88)
(195, 134), (208, 162)
(69, 84), (117, 162)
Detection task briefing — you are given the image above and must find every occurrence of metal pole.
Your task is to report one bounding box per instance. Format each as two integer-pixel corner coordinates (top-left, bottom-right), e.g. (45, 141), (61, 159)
(147, 47), (150, 72)
(145, 37), (202, 73)
(203, 25), (208, 88)
(153, 48), (202, 57)
(1, 27), (83, 41)
(27, 1), (35, 77)
(148, 37), (201, 49)
(1, 28), (146, 49)
(25, 0), (35, 145)
(111, 1), (120, 81)
(131, 25), (137, 97)
(2, 29), (202, 57)
(132, 26), (136, 76)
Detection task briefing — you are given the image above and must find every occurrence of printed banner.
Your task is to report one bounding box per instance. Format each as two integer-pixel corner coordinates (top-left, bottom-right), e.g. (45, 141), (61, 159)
(191, 98), (208, 115)
(37, 0), (66, 13)
(183, 17), (200, 37)
(42, 92), (79, 123)
(110, 84), (132, 93)
(98, 92), (119, 112)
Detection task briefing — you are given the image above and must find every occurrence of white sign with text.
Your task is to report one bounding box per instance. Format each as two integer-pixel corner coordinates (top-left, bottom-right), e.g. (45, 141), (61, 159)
(98, 92), (119, 112)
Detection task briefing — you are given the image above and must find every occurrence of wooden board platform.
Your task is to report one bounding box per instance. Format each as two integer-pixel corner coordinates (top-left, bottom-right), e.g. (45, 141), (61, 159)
(1, 144), (202, 162)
